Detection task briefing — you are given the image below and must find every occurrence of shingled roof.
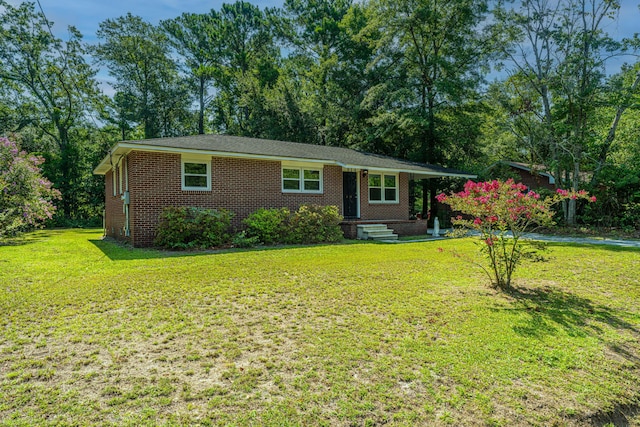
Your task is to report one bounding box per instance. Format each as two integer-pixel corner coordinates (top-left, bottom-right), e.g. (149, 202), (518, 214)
(94, 134), (474, 179)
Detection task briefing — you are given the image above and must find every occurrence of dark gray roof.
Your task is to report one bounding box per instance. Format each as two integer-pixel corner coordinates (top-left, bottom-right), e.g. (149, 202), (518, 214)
(95, 134), (474, 178)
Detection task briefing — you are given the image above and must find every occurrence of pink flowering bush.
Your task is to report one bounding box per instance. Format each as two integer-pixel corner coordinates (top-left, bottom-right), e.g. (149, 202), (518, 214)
(0, 137), (60, 239)
(437, 179), (594, 290)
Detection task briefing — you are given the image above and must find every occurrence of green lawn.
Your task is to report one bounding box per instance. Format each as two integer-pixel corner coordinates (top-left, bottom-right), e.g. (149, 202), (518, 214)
(1, 229), (639, 426)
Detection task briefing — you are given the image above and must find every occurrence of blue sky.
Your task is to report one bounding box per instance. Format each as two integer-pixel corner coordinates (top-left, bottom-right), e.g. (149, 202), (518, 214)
(12, 0), (640, 92)
(34, 0), (284, 44)
(31, 0), (638, 47)
(25, 0), (285, 92)
(30, 0), (637, 37)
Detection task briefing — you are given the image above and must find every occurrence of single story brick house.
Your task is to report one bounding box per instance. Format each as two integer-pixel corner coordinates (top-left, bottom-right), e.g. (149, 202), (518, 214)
(93, 134), (474, 247)
(489, 161), (556, 191)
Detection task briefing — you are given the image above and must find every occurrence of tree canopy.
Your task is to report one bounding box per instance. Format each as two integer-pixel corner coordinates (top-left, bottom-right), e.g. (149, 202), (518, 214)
(1, 0), (638, 230)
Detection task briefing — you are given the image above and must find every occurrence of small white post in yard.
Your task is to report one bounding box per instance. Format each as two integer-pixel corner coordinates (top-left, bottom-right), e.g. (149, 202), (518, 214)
(433, 217), (440, 237)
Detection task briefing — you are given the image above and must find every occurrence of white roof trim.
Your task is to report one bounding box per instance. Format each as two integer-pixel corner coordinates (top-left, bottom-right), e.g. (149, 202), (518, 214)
(94, 143), (336, 175)
(505, 162), (555, 184)
(94, 142), (475, 179)
(342, 164), (475, 178)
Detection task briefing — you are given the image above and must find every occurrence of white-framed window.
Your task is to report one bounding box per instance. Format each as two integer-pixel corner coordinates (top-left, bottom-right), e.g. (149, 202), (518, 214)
(112, 166), (117, 197)
(123, 156), (128, 193)
(282, 165), (323, 193)
(118, 161), (124, 195)
(368, 173), (398, 203)
(181, 156), (211, 191)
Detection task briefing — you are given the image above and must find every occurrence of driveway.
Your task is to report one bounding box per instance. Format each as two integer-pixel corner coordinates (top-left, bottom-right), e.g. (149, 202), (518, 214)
(397, 229), (640, 249)
(516, 232), (640, 248)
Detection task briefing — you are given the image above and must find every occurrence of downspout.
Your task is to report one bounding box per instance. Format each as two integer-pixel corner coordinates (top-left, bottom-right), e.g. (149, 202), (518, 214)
(123, 201), (130, 237)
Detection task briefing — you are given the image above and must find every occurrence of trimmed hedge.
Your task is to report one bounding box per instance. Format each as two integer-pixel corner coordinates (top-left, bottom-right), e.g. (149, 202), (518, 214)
(243, 204), (343, 245)
(242, 207), (290, 245)
(287, 204), (344, 244)
(154, 206), (233, 249)
(154, 204), (343, 249)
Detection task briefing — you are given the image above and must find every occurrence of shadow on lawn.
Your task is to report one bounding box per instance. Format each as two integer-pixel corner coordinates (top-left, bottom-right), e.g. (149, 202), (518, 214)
(506, 285), (640, 426)
(0, 229), (58, 247)
(89, 237), (357, 261)
(1, 228), (102, 248)
(89, 237), (264, 261)
(507, 285), (639, 341)
(89, 239), (182, 260)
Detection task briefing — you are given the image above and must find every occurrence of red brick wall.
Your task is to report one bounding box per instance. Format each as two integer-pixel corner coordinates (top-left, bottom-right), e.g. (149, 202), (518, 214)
(101, 151), (416, 247)
(126, 151), (343, 247)
(341, 220), (427, 239)
(388, 220), (428, 236)
(359, 172), (410, 220)
(511, 168), (555, 191)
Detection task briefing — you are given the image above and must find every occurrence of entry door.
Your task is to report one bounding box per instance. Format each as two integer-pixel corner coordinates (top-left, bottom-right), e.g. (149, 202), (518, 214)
(343, 172), (358, 218)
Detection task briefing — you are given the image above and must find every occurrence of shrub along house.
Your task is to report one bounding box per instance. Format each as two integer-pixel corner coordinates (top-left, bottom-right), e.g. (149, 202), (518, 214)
(94, 134), (474, 247)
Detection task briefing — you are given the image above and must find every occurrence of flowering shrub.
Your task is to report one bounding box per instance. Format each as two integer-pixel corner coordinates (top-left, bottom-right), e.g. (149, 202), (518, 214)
(437, 179), (595, 290)
(0, 137), (60, 239)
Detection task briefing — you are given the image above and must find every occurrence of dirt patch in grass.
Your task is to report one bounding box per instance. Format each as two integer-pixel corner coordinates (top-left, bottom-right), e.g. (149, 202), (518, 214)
(583, 397), (640, 427)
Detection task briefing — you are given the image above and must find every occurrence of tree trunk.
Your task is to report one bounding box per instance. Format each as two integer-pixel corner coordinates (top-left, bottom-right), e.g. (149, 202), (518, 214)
(419, 179), (439, 221)
(567, 148), (582, 226)
(198, 75), (205, 135)
(421, 180), (429, 217)
(56, 125), (73, 219)
(421, 85), (439, 221)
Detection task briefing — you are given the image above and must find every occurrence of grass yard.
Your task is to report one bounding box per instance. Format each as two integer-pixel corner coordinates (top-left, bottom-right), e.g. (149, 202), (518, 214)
(1, 229), (639, 426)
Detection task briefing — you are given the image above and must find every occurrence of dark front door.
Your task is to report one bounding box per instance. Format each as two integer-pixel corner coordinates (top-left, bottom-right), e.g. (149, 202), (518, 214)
(343, 172), (358, 218)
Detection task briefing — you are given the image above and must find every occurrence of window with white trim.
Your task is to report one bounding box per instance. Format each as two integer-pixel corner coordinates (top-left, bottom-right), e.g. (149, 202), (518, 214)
(282, 166), (322, 193)
(112, 166), (117, 197)
(123, 156), (128, 192)
(368, 173), (398, 203)
(118, 161), (123, 195)
(181, 157), (211, 191)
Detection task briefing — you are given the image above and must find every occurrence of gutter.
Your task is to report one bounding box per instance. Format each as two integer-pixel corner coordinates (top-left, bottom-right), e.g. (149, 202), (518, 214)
(94, 143), (339, 175)
(94, 142), (476, 179)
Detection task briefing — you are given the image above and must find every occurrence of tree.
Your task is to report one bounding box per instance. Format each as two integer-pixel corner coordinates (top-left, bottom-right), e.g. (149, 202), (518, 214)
(489, 0), (637, 225)
(280, 0), (356, 146)
(101, 91), (139, 141)
(0, 86), (34, 135)
(161, 11), (222, 135)
(365, 0), (491, 217)
(0, 137), (60, 239)
(590, 64), (640, 186)
(94, 13), (190, 139)
(437, 179), (594, 290)
(579, 63), (640, 228)
(209, 1), (281, 136)
(0, 0), (101, 218)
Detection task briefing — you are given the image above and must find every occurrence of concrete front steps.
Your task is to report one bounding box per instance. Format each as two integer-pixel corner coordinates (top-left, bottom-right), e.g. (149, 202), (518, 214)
(356, 224), (398, 241)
